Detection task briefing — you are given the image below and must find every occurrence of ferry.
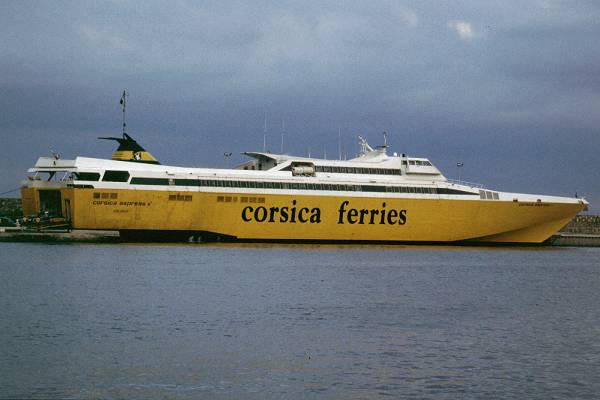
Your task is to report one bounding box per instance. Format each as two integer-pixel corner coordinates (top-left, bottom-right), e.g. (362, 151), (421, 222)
(20, 131), (588, 244)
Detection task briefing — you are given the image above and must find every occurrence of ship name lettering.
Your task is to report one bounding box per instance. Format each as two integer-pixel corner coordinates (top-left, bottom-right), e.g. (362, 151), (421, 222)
(241, 200), (321, 224)
(92, 200), (117, 206)
(337, 200), (407, 225)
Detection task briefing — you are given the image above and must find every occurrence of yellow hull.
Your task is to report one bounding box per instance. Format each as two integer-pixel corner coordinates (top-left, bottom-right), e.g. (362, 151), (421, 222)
(21, 187), (585, 244)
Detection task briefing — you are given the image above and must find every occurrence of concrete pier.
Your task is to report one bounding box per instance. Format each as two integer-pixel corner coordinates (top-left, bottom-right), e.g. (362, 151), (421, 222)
(0, 228), (120, 243)
(550, 233), (600, 247)
(1, 227), (599, 246)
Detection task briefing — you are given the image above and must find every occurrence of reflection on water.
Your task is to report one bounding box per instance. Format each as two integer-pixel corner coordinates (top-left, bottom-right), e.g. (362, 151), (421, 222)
(1, 243), (599, 399)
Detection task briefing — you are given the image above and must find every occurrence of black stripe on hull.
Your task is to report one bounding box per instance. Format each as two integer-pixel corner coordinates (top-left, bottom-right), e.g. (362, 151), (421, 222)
(118, 230), (554, 246)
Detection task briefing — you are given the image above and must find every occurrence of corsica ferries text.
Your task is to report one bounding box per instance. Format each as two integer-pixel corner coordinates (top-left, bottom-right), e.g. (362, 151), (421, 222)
(241, 200), (407, 225)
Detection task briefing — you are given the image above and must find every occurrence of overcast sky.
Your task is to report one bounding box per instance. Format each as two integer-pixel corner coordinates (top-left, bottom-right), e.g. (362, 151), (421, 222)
(1, 1), (599, 209)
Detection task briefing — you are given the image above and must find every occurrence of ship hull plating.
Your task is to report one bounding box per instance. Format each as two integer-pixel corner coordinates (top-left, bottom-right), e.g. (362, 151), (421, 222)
(21, 187), (585, 244)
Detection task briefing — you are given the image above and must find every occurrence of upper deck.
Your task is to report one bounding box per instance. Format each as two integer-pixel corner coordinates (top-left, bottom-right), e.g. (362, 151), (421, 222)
(24, 137), (587, 206)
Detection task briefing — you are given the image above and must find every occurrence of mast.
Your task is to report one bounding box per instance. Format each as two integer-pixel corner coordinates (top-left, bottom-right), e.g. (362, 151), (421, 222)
(338, 127), (342, 160)
(281, 118), (285, 154)
(263, 111), (267, 152)
(119, 90), (129, 137)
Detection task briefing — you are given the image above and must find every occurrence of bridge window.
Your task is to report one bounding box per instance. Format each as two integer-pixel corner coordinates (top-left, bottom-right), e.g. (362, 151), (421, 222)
(75, 172), (101, 181)
(102, 170), (130, 182)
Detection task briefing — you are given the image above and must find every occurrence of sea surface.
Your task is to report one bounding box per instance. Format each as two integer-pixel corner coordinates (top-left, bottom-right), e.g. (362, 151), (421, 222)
(1, 243), (599, 399)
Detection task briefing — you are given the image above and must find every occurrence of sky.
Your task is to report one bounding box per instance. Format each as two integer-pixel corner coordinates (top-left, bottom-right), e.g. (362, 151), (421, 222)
(1, 1), (599, 210)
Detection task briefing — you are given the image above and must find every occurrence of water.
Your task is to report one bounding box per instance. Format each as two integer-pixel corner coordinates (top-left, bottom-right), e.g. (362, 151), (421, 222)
(1, 243), (599, 399)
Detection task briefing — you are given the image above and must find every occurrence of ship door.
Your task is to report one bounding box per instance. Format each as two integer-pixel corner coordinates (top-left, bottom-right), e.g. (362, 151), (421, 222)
(64, 199), (72, 223)
(38, 190), (62, 216)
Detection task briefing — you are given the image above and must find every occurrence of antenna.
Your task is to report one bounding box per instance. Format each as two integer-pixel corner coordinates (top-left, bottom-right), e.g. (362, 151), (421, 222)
(383, 131), (388, 147)
(281, 118), (285, 154)
(338, 127), (342, 160)
(224, 152), (232, 168)
(358, 135), (374, 155)
(263, 111), (267, 152)
(119, 90), (129, 137)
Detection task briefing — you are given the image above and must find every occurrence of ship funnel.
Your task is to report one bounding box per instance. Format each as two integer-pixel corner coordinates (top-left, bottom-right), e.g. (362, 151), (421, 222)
(98, 133), (160, 164)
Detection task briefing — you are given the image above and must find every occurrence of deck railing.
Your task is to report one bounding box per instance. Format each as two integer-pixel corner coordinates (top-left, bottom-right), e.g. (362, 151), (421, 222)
(446, 179), (485, 189)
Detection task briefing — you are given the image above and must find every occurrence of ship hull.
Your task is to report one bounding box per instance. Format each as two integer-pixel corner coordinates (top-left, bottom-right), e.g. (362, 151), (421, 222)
(21, 187), (585, 244)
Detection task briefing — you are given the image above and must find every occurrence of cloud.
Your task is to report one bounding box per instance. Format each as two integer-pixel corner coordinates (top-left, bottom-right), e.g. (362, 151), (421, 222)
(80, 25), (131, 53)
(393, 6), (418, 27)
(1, 1), (599, 208)
(447, 20), (475, 40)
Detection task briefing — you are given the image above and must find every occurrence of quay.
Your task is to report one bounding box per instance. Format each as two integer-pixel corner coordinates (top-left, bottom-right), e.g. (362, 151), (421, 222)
(0, 228), (120, 243)
(1, 226), (599, 246)
(550, 215), (600, 247)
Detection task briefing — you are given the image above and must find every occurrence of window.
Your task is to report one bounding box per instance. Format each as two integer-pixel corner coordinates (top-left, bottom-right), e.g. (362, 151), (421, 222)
(75, 172), (101, 181)
(174, 179), (201, 186)
(437, 188), (476, 195)
(102, 170), (130, 182)
(130, 177), (169, 185)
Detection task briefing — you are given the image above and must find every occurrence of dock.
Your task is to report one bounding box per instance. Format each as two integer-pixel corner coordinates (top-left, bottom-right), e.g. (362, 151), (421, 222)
(551, 233), (600, 247)
(1, 227), (599, 246)
(0, 228), (120, 243)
